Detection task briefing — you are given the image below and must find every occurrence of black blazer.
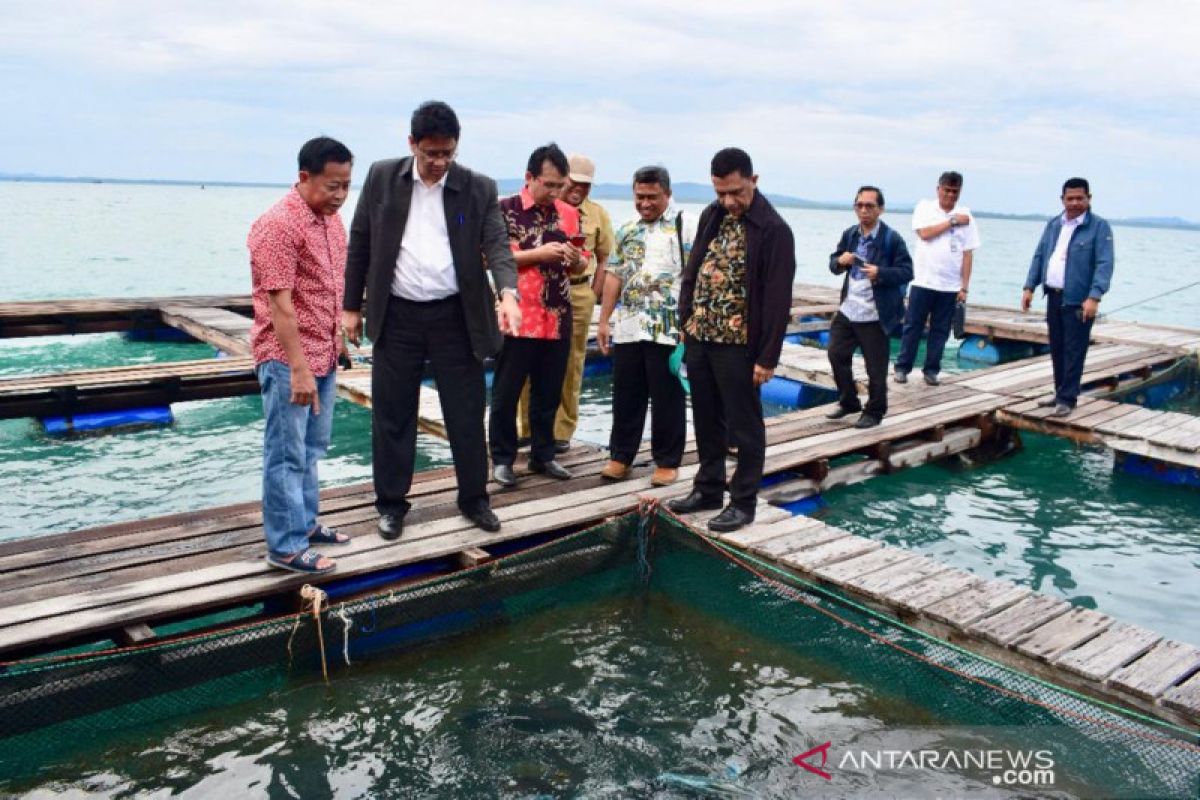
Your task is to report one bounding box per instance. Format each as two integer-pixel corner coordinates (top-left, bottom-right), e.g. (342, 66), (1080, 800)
(678, 191), (797, 369)
(344, 158), (518, 361)
(828, 221), (913, 337)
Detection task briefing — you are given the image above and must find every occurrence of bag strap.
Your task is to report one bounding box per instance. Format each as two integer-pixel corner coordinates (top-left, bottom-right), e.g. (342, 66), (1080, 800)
(675, 211), (685, 264)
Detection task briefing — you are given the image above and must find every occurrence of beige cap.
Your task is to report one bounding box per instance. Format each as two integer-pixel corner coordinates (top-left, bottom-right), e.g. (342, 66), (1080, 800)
(567, 153), (595, 183)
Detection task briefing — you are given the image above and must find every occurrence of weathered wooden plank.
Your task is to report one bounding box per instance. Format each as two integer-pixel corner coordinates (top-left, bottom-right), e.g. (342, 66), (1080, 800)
(751, 524), (849, 559)
(456, 547), (491, 568)
(1053, 623), (1165, 682)
(778, 535), (881, 572)
(1093, 406), (1167, 435)
(1161, 671), (1200, 719)
(1011, 606), (1114, 662)
(159, 306), (254, 356)
(969, 594), (1071, 646)
(1108, 440), (1200, 471)
(1108, 640), (1200, 700)
(814, 546), (918, 585)
(716, 515), (825, 549)
(847, 555), (956, 602)
(923, 580), (1030, 627)
(886, 428), (981, 470)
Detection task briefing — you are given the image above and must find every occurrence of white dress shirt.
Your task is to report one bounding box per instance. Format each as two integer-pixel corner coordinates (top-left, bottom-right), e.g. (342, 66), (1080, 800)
(391, 160), (458, 301)
(1045, 211), (1086, 290)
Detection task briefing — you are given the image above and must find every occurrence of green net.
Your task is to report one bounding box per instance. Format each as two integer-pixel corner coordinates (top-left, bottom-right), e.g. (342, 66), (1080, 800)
(1, 509), (1197, 796)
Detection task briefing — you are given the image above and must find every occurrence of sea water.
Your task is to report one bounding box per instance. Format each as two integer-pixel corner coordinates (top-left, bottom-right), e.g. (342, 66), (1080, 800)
(0, 181), (1198, 794)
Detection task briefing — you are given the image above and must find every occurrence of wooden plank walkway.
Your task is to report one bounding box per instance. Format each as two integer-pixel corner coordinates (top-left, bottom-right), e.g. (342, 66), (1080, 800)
(0, 357), (260, 419)
(792, 284), (1200, 355)
(0, 295), (252, 338)
(689, 509), (1200, 730)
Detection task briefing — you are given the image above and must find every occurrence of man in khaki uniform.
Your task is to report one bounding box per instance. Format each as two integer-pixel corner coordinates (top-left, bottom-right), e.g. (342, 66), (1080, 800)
(517, 152), (615, 451)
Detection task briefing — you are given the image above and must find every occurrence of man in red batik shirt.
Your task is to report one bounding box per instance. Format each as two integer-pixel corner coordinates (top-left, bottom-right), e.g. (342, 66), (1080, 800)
(248, 136), (353, 575)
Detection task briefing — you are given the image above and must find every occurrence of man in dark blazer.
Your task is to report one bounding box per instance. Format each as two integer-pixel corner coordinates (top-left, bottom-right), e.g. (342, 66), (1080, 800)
(826, 186), (913, 428)
(667, 147), (797, 533)
(343, 100), (521, 540)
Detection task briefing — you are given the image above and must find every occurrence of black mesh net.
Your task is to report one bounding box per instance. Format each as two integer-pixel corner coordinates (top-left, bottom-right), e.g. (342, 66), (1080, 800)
(1, 510), (1197, 797)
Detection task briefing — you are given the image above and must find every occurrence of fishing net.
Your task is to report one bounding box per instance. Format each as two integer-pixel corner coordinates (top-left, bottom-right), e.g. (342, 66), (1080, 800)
(1, 508), (1197, 797)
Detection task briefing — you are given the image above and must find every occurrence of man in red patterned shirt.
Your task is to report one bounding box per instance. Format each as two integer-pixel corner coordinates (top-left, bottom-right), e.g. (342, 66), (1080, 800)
(490, 143), (583, 486)
(248, 136), (353, 575)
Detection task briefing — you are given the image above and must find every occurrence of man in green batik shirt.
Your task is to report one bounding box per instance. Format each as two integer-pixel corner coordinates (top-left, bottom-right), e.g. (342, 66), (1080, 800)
(668, 148), (797, 533)
(597, 165), (696, 487)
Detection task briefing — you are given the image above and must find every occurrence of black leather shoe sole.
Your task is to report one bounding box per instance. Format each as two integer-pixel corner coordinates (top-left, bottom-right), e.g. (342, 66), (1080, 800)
(463, 507), (501, 532)
(667, 493), (724, 514)
(530, 460), (573, 480)
(378, 514), (404, 541)
(707, 507), (754, 533)
(492, 465), (518, 488)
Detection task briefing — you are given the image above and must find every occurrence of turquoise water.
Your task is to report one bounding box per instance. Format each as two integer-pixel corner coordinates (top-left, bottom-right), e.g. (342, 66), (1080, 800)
(0, 182), (1199, 794)
(0, 181), (1197, 638)
(5, 528), (1184, 798)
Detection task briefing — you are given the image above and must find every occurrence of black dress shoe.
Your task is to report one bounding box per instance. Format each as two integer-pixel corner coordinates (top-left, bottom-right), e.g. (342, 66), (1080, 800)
(708, 505), (755, 533)
(530, 459), (573, 480)
(854, 414), (881, 429)
(825, 405), (860, 420)
(554, 439), (571, 454)
(492, 464), (517, 487)
(463, 505), (501, 532)
(1036, 396), (1058, 408)
(667, 491), (724, 514)
(923, 372), (940, 386)
(1050, 403), (1073, 418)
(378, 513), (404, 541)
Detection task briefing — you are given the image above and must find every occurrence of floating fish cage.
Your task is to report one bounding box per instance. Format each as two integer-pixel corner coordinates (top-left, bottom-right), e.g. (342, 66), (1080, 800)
(1, 510), (1197, 795)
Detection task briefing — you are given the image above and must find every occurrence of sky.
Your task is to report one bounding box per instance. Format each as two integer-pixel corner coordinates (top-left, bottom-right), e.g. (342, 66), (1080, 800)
(2, 1), (1198, 219)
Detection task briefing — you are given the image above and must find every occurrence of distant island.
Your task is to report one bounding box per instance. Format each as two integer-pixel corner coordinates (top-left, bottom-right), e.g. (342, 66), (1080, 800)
(3, 172), (1197, 232)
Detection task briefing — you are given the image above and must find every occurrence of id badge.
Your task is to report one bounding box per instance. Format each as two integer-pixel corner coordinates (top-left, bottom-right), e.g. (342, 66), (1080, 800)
(949, 235), (960, 254)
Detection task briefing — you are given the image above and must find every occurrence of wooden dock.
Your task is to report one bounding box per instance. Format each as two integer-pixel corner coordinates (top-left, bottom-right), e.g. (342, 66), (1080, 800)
(0, 295), (252, 339)
(1, 387), (1197, 731)
(676, 502), (1200, 730)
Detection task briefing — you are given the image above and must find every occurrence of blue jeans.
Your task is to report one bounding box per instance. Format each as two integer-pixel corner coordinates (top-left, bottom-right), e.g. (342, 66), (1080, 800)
(257, 360), (337, 558)
(896, 285), (957, 376)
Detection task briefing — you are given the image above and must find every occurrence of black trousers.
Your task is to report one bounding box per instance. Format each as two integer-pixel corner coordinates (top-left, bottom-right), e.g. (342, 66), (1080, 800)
(828, 311), (890, 419)
(372, 296), (489, 517)
(1046, 289), (1095, 407)
(609, 341), (686, 467)
(490, 317), (572, 466)
(685, 340), (765, 512)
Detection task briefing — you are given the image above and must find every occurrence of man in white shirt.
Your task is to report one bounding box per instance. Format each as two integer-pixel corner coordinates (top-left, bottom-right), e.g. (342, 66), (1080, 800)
(343, 101), (522, 540)
(895, 171), (981, 386)
(1021, 178), (1115, 416)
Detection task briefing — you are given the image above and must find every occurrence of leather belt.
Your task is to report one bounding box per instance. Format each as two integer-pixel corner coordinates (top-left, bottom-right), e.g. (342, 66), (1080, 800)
(569, 276), (591, 285)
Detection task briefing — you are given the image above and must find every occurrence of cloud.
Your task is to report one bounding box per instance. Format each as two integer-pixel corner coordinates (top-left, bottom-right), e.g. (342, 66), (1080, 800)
(1, 1), (1198, 216)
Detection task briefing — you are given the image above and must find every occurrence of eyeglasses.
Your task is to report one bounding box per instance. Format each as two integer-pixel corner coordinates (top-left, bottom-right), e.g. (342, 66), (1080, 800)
(416, 146), (457, 163)
(854, 202), (879, 210)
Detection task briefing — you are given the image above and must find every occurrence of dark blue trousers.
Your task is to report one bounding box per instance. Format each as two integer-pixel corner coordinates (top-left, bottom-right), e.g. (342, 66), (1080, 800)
(1046, 289), (1095, 408)
(895, 285), (957, 377)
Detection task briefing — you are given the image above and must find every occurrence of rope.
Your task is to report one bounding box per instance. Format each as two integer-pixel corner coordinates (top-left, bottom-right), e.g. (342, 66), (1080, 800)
(1101, 280), (1200, 317)
(286, 585), (330, 684)
(337, 605), (353, 667)
(662, 509), (1200, 749)
(636, 497), (659, 584)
